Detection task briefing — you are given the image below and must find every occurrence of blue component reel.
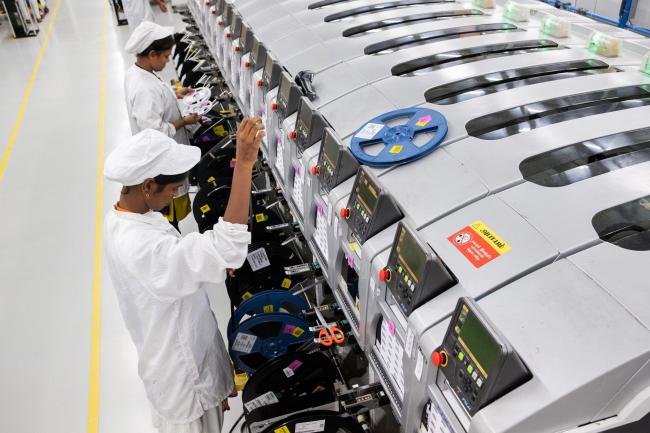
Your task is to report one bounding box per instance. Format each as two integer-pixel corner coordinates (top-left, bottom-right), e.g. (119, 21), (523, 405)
(350, 107), (448, 167)
(229, 313), (313, 375)
(227, 290), (309, 343)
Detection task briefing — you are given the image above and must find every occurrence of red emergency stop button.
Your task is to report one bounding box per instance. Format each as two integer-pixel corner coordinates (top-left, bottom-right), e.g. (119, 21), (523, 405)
(244, 61), (251, 69)
(234, 46), (241, 52)
(218, 20), (224, 26)
(225, 33), (232, 39)
(271, 103), (278, 111)
(339, 208), (350, 219)
(432, 351), (448, 367)
(378, 268), (391, 282)
(310, 166), (319, 176)
(257, 80), (264, 87)
(288, 131), (297, 140)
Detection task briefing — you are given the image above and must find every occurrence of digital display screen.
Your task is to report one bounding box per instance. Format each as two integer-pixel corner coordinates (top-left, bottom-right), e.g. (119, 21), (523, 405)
(232, 14), (241, 37)
(456, 306), (499, 377)
(263, 56), (274, 86)
(296, 100), (312, 142)
(250, 37), (259, 65)
(278, 74), (291, 111)
(396, 226), (426, 282)
(321, 129), (340, 169)
(356, 170), (379, 213)
(241, 25), (249, 48)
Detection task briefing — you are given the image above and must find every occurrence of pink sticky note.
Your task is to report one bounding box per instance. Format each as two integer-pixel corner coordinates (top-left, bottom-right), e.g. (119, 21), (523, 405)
(347, 255), (354, 267)
(416, 115), (432, 127)
(317, 205), (324, 216)
(283, 325), (296, 334)
(388, 320), (396, 336)
(230, 160), (237, 168)
(288, 360), (303, 371)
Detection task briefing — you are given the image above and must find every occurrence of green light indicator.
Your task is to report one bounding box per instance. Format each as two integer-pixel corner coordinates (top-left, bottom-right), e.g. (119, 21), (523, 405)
(643, 54), (650, 75)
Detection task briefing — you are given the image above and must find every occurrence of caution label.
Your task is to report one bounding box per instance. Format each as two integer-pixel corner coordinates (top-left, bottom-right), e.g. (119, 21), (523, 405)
(447, 220), (511, 268)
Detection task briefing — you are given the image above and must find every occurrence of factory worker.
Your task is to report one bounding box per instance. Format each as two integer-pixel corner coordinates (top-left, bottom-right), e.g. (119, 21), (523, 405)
(104, 121), (264, 433)
(123, 0), (167, 29)
(124, 21), (199, 229)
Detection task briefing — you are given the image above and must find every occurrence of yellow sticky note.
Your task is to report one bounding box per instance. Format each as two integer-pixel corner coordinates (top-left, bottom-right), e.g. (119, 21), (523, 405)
(242, 292), (253, 300)
(274, 427), (290, 433)
(292, 327), (305, 337)
(213, 125), (227, 137)
(263, 305), (274, 313)
(255, 213), (267, 223)
(281, 278), (292, 289)
(200, 204), (211, 214)
(207, 176), (216, 184)
(389, 145), (403, 154)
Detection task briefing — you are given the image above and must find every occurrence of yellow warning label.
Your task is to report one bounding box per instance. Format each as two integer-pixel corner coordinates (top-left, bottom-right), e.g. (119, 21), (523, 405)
(263, 305), (274, 313)
(255, 213), (267, 223)
(242, 292), (253, 300)
(389, 145), (403, 154)
(274, 427), (290, 433)
(470, 220), (512, 254)
(292, 327), (305, 337)
(281, 278), (292, 289)
(200, 204), (211, 214)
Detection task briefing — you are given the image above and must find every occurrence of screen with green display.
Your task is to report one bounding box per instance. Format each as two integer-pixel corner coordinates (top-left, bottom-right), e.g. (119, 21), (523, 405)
(458, 309), (499, 376)
(356, 171), (378, 213)
(322, 130), (339, 168)
(263, 56), (273, 85)
(278, 74), (291, 110)
(396, 227), (426, 282)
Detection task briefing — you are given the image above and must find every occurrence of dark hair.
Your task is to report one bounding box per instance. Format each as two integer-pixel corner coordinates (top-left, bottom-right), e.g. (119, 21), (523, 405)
(137, 35), (175, 57)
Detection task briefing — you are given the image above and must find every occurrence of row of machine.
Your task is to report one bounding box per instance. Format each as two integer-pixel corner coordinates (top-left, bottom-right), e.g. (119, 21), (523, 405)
(177, 0), (650, 432)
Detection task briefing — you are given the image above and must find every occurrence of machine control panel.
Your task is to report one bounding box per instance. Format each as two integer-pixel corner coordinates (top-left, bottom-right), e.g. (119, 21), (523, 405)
(239, 23), (252, 54)
(249, 36), (266, 72)
(276, 71), (301, 123)
(230, 12), (241, 40)
(383, 222), (456, 316)
(433, 298), (531, 416)
(261, 54), (281, 90)
(342, 168), (402, 244)
(293, 98), (327, 152)
(316, 127), (359, 194)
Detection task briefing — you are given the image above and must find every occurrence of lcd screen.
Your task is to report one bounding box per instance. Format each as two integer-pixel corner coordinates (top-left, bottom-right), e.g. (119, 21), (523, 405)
(396, 227), (426, 282)
(321, 130), (340, 169)
(356, 171), (379, 213)
(296, 100), (312, 142)
(457, 308), (499, 377)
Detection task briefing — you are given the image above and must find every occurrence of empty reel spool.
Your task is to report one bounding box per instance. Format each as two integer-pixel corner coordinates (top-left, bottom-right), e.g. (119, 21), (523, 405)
(229, 313), (313, 375)
(350, 107), (447, 167)
(227, 290), (308, 342)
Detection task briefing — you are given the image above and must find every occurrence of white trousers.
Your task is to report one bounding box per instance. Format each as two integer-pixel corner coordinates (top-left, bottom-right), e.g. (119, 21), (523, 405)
(153, 406), (224, 433)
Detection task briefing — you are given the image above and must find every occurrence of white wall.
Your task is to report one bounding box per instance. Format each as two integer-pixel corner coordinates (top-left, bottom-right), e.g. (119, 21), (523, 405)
(565, 0), (650, 30)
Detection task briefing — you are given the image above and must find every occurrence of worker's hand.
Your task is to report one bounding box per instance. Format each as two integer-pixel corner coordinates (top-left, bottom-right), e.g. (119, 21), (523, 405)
(182, 114), (202, 126)
(156, 0), (168, 12)
(176, 87), (193, 99)
(235, 117), (264, 169)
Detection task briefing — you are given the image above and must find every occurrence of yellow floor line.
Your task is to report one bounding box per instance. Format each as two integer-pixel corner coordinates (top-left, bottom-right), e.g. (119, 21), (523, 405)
(0, 0), (63, 181)
(88, 1), (108, 432)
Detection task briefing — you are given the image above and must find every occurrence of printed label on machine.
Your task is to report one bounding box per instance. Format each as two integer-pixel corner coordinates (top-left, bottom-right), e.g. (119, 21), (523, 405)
(405, 328), (415, 358)
(244, 391), (279, 412)
(294, 420), (326, 433)
(232, 332), (257, 354)
(376, 319), (405, 398)
(447, 220), (511, 268)
(247, 247), (271, 271)
(275, 132), (285, 179)
(426, 399), (454, 433)
(292, 161), (306, 216)
(314, 205), (330, 263)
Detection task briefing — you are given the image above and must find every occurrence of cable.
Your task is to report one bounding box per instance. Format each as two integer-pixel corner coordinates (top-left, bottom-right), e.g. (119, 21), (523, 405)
(228, 413), (245, 433)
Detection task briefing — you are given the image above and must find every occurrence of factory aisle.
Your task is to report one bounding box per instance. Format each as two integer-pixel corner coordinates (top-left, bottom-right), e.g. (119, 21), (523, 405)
(0, 2), (242, 433)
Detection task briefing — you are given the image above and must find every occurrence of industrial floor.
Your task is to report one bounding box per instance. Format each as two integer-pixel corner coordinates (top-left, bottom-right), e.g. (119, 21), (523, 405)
(0, 1), (244, 432)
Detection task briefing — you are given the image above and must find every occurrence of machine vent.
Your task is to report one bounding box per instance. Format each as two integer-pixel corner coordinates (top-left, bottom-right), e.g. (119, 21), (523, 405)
(466, 85), (650, 140)
(593, 195), (650, 251)
(325, 0), (454, 22)
(425, 59), (616, 104)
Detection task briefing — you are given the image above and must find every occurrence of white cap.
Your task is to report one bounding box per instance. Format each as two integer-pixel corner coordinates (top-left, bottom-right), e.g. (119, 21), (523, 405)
(105, 129), (200, 186)
(125, 21), (174, 55)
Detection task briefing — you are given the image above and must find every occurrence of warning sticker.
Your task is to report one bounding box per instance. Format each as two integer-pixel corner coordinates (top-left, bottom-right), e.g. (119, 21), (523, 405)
(263, 305), (274, 313)
(281, 278), (292, 289)
(200, 204), (211, 214)
(448, 220), (511, 268)
(274, 427), (290, 433)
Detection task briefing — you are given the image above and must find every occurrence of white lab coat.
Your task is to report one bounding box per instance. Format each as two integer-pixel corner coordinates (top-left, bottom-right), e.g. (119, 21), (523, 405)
(125, 64), (190, 145)
(104, 209), (251, 424)
(123, 0), (154, 29)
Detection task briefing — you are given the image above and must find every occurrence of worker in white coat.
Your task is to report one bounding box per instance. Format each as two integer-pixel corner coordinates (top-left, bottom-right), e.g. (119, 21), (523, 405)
(123, 0), (167, 29)
(124, 21), (200, 228)
(104, 119), (264, 433)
